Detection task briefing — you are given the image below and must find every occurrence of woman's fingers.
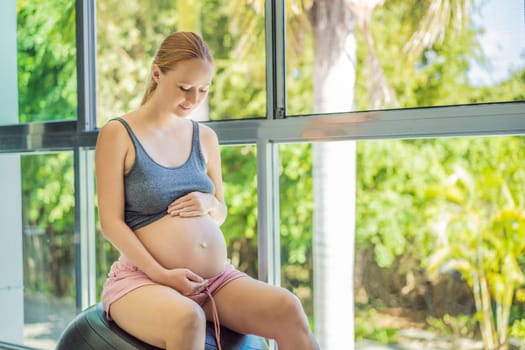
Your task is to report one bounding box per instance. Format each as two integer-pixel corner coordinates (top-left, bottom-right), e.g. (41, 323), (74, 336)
(167, 194), (199, 215)
(187, 280), (209, 295)
(185, 269), (204, 283)
(167, 192), (213, 216)
(186, 270), (209, 291)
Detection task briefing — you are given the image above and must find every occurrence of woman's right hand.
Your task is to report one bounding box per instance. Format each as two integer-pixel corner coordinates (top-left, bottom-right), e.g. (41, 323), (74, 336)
(154, 268), (209, 296)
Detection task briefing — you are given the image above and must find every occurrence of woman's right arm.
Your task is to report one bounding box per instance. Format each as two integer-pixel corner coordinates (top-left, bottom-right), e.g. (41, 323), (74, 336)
(95, 121), (166, 280)
(95, 121), (207, 294)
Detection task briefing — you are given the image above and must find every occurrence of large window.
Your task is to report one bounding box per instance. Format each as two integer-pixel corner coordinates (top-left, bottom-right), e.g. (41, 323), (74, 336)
(95, 0), (267, 126)
(286, 0), (525, 115)
(21, 152), (76, 348)
(15, 0), (77, 125)
(278, 136), (525, 347)
(353, 136), (525, 348)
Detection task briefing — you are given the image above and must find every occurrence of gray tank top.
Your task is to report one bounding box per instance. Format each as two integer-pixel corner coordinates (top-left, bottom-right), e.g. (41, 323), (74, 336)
(114, 118), (215, 230)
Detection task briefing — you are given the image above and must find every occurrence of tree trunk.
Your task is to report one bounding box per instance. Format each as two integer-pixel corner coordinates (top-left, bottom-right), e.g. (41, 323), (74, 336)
(309, 1), (357, 348)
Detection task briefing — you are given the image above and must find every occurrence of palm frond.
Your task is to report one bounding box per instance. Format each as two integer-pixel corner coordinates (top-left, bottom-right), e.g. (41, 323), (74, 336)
(404, 0), (474, 61)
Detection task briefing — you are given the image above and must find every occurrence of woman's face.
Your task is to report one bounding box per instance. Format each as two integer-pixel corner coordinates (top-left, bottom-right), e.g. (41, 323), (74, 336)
(153, 58), (213, 117)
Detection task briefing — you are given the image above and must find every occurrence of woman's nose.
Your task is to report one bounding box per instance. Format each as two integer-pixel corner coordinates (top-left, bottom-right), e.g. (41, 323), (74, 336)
(187, 90), (198, 104)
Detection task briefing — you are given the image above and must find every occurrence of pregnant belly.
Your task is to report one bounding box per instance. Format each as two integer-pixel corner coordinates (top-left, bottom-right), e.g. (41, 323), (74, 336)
(135, 214), (228, 279)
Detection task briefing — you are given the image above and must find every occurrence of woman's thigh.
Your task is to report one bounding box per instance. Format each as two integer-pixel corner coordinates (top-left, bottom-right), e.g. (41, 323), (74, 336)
(202, 276), (309, 338)
(110, 284), (205, 349)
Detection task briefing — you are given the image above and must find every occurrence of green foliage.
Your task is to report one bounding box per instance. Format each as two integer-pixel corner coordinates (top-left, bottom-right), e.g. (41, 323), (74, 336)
(278, 143), (314, 304)
(219, 145), (259, 274)
(219, 142), (315, 283)
(353, 0), (516, 111)
(355, 308), (399, 343)
(511, 288), (525, 322)
(95, 0), (268, 123)
(427, 314), (477, 338)
(356, 139), (444, 267)
(286, 16), (315, 116)
(426, 137), (525, 349)
(509, 319), (525, 339)
(17, 0), (77, 122)
(467, 69), (525, 102)
(21, 152), (75, 298)
(203, 0), (267, 119)
(96, 0), (179, 123)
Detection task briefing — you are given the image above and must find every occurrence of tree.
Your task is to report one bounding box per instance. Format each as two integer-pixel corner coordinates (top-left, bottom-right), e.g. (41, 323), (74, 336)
(17, 0), (76, 123)
(426, 137), (525, 350)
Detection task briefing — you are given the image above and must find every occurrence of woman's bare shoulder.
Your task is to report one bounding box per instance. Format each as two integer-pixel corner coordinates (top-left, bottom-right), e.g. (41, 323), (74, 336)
(197, 122), (219, 145)
(96, 117), (131, 152)
(99, 109), (142, 136)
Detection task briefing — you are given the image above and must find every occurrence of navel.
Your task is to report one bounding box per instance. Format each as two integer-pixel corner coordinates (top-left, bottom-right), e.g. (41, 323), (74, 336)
(199, 242), (208, 248)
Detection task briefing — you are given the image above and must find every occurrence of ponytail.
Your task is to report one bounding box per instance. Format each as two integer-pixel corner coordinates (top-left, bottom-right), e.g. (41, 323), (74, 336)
(141, 77), (157, 106)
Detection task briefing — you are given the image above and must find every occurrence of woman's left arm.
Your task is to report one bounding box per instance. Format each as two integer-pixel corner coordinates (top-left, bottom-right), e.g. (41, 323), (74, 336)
(200, 124), (227, 225)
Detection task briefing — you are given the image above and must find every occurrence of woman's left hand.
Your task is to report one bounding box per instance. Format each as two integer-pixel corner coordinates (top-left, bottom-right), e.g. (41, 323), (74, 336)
(167, 191), (217, 217)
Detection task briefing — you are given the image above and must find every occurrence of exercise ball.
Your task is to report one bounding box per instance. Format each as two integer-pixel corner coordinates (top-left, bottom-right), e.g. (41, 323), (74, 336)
(56, 303), (268, 350)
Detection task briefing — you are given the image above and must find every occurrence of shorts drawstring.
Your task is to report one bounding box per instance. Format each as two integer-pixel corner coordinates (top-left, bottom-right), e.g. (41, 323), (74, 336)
(204, 288), (222, 350)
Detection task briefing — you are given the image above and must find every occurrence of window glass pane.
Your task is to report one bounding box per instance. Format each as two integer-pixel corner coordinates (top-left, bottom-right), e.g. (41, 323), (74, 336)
(279, 141), (357, 340)
(355, 136), (525, 348)
(278, 143), (315, 327)
(286, 0), (525, 116)
(95, 144), (259, 297)
(16, 1), (77, 124)
(96, 0), (266, 127)
(278, 136), (525, 348)
(221, 145), (259, 275)
(22, 152), (76, 349)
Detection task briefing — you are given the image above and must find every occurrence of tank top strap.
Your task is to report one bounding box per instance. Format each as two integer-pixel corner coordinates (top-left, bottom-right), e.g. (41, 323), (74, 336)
(190, 120), (207, 167)
(191, 120), (200, 149)
(112, 117), (140, 145)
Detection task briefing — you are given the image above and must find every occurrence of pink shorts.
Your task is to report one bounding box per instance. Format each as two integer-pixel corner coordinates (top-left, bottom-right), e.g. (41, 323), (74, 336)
(101, 255), (247, 320)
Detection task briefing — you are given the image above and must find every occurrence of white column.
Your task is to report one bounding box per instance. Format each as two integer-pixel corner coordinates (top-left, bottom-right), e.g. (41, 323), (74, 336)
(312, 17), (357, 348)
(0, 0), (19, 123)
(313, 141), (356, 350)
(0, 0), (24, 344)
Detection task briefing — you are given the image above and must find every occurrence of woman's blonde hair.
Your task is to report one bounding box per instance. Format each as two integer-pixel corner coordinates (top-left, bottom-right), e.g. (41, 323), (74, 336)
(141, 32), (213, 105)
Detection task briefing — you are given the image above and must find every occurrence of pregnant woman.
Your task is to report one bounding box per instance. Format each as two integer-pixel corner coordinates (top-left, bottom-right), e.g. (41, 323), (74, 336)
(95, 31), (319, 350)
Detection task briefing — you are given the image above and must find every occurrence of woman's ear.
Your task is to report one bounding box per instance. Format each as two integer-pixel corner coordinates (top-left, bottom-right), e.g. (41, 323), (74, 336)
(152, 64), (161, 83)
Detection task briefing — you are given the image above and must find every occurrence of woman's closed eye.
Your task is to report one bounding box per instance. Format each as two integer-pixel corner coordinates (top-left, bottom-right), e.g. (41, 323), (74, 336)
(179, 86), (209, 93)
